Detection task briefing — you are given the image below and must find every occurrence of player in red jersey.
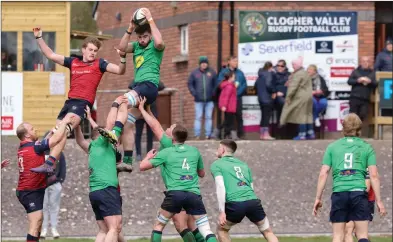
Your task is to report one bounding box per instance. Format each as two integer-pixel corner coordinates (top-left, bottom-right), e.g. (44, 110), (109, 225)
(30, 26), (127, 174)
(75, 97), (127, 242)
(344, 169), (376, 242)
(15, 115), (74, 242)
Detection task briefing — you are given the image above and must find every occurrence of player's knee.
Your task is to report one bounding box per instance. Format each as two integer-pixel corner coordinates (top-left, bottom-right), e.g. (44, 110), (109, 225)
(124, 92), (138, 107)
(154, 213), (169, 231)
(257, 217), (270, 233)
(127, 113), (137, 124)
(195, 215), (213, 237)
(172, 217), (187, 233)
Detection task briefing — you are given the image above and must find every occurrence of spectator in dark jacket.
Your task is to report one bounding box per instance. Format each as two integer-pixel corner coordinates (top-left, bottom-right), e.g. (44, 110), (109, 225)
(216, 56), (247, 138)
(273, 60), (290, 125)
(42, 131), (66, 239)
(188, 56), (217, 139)
(347, 56), (377, 121)
(219, 71), (238, 140)
(131, 80), (166, 161)
(374, 38), (392, 72)
(254, 61), (276, 140)
(307, 64), (330, 127)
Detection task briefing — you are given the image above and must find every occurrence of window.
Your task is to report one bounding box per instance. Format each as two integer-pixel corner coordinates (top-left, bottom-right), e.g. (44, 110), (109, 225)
(1, 32), (18, 71)
(180, 25), (188, 55)
(23, 32), (56, 71)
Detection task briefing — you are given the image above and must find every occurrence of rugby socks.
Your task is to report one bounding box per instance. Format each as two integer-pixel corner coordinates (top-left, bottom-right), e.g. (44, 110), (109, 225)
(26, 233), (39, 241)
(151, 230), (162, 242)
(45, 155), (56, 166)
(113, 121), (124, 138)
(206, 234), (218, 242)
(192, 229), (205, 242)
(180, 229), (197, 242)
(123, 150), (133, 164)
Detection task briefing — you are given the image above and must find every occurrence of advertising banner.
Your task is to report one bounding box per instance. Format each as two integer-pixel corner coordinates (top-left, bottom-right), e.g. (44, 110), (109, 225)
(1, 72), (24, 135)
(238, 11), (358, 130)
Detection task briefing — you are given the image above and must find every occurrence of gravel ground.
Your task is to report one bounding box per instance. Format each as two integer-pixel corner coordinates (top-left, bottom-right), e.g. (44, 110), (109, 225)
(1, 137), (392, 237)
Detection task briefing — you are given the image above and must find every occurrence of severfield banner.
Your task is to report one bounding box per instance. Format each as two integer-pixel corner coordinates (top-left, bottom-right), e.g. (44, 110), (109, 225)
(238, 11), (358, 131)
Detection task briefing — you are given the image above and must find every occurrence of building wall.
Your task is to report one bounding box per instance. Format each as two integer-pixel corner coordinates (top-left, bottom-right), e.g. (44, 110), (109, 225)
(95, 2), (375, 132)
(2, 2), (71, 135)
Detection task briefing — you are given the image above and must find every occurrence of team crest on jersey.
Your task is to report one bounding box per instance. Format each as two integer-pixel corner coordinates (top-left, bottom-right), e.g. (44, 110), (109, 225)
(237, 181), (247, 186)
(135, 56), (144, 68)
(180, 175), (193, 180)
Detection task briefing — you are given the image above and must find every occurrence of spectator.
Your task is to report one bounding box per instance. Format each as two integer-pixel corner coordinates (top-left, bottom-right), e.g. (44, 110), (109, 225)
(133, 80), (166, 161)
(254, 61), (276, 140)
(374, 38), (392, 72)
(188, 56), (217, 139)
(41, 131), (66, 239)
(216, 56), (247, 138)
(280, 56), (314, 140)
(219, 71), (238, 140)
(307, 64), (330, 127)
(347, 56), (376, 121)
(274, 59), (291, 124)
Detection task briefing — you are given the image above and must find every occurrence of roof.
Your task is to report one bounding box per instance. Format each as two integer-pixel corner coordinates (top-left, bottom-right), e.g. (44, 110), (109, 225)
(70, 30), (112, 40)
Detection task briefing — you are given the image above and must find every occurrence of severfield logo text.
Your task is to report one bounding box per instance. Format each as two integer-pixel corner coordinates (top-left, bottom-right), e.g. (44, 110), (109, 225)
(259, 40), (312, 54)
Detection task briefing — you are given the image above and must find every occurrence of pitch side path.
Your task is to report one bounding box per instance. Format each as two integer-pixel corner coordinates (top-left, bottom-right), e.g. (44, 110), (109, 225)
(1, 137), (392, 237)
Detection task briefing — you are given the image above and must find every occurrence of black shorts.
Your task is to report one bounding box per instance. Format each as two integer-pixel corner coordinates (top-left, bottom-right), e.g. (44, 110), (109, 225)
(368, 201), (375, 221)
(89, 186), (122, 221)
(16, 188), (45, 214)
(130, 81), (158, 105)
(161, 191), (207, 215)
(330, 191), (370, 223)
(225, 199), (266, 224)
(57, 98), (92, 120)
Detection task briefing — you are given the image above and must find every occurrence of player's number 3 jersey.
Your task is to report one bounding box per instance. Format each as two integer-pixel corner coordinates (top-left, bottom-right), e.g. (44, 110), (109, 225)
(322, 137), (376, 193)
(210, 156), (258, 203)
(150, 144), (204, 195)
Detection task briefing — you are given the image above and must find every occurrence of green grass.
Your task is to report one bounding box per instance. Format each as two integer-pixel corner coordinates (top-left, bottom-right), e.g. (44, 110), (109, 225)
(3, 236), (392, 242)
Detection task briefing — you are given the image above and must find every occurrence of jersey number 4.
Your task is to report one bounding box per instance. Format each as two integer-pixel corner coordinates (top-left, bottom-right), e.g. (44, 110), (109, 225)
(344, 153), (353, 169)
(18, 157), (24, 172)
(182, 158), (190, 171)
(234, 166), (244, 179)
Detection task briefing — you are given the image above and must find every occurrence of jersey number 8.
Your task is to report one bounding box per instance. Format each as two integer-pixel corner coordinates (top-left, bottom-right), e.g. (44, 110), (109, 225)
(344, 153), (353, 169)
(18, 157), (24, 172)
(234, 166), (244, 179)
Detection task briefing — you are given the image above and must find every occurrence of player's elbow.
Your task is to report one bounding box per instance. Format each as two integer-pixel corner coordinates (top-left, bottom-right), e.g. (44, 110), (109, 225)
(118, 67), (126, 75)
(198, 169), (205, 178)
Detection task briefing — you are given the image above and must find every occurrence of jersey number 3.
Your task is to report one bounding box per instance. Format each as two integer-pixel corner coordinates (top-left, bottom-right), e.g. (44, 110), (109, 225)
(234, 166), (244, 179)
(18, 157), (24, 172)
(344, 153), (353, 169)
(182, 158), (190, 171)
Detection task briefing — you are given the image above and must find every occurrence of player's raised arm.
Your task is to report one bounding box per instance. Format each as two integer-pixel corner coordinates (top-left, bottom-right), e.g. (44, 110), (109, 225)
(104, 48), (127, 75)
(74, 125), (89, 154)
(118, 18), (136, 53)
(139, 149), (158, 171)
(46, 115), (75, 149)
(138, 97), (165, 140)
(85, 106), (99, 130)
(33, 27), (66, 66)
(1, 159), (10, 169)
(142, 8), (164, 51)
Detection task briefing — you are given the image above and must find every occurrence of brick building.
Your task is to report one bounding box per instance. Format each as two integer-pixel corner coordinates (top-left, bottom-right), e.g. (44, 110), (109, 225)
(94, 1), (391, 134)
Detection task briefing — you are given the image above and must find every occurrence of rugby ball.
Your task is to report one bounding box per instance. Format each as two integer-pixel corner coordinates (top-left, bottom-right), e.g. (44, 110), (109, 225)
(132, 8), (147, 26)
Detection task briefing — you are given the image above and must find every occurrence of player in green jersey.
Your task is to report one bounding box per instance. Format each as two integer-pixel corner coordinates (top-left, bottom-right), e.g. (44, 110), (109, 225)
(137, 97), (206, 242)
(313, 113), (386, 242)
(138, 124), (218, 242)
(75, 95), (128, 242)
(101, 8), (165, 173)
(210, 139), (279, 242)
